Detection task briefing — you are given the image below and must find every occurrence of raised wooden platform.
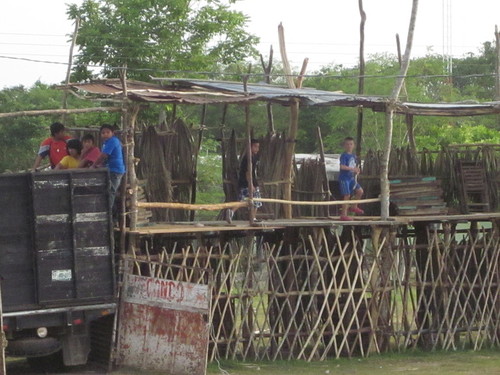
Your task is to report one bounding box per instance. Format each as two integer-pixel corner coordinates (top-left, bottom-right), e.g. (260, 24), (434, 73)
(125, 212), (500, 235)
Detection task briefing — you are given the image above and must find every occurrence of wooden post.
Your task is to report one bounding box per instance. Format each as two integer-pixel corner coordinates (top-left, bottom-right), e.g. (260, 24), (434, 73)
(278, 23), (297, 219)
(260, 46), (275, 134)
(380, 0), (419, 219)
(316, 127), (331, 201)
(278, 23), (296, 90)
(190, 106), (206, 221)
(278, 24), (308, 219)
(406, 113), (417, 156)
(495, 25), (500, 101)
(0, 281), (5, 375)
(396, 34), (409, 101)
(118, 67), (139, 235)
(243, 68), (256, 223)
(61, 17), (80, 123)
(125, 106), (140, 233)
(397, 33), (416, 158)
(356, 0), (366, 157)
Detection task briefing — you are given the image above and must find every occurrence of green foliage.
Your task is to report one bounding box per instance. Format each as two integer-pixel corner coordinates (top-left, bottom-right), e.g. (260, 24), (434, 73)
(0, 83), (60, 171)
(197, 137), (223, 195)
(2, 36), (499, 174)
(0, 82), (121, 172)
(297, 48), (499, 154)
(453, 41), (497, 100)
(67, 0), (260, 81)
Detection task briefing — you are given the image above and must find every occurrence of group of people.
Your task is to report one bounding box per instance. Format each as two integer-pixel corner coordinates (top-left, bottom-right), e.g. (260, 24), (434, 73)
(32, 122), (126, 207)
(226, 136), (364, 223)
(32, 123), (364, 222)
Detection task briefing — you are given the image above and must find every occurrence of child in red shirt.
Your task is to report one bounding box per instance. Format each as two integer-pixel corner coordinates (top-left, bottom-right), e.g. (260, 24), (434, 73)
(32, 122), (72, 170)
(78, 133), (101, 168)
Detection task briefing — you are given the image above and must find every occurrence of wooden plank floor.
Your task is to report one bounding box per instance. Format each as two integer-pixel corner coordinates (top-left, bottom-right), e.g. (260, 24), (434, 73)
(126, 212), (500, 235)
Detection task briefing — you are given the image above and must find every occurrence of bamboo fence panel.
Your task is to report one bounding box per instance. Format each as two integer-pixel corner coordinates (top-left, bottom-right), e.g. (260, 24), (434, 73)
(362, 145), (499, 212)
(136, 119), (196, 222)
(129, 219), (499, 361)
(220, 132), (289, 220)
(292, 158), (329, 218)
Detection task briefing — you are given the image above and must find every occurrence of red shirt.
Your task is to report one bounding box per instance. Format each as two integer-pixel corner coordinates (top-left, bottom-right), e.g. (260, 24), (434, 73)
(38, 136), (72, 168)
(81, 146), (101, 166)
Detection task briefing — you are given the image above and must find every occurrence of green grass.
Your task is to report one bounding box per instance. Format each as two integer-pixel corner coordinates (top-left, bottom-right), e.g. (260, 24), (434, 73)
(8, 348), (498, 374)
(207, 349), (500, 375)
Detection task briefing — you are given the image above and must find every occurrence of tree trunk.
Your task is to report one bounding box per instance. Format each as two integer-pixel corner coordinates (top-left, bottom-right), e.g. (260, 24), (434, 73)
(356, 0), (366, 157)
(260, 46), (275, 134)
(380, 0), (419, 219)
(278, 23), (299, 219)
(495, 25), (500, 101)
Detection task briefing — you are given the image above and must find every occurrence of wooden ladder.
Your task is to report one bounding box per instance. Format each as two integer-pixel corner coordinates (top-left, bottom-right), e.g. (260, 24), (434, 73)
(457, 160), (491, 213)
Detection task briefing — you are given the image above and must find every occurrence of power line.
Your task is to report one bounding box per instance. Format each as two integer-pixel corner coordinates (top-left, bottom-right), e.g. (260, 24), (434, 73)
(0, 54), (497, 81)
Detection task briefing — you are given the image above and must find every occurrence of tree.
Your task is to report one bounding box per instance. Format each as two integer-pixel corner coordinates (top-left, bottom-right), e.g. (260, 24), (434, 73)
(0, 82), (121, 172)
(67, 0), (259, 81)
(453, 41), (497, 100)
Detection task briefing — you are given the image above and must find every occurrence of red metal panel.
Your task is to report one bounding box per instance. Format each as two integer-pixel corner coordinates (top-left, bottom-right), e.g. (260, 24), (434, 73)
(116, 274), (210, 375)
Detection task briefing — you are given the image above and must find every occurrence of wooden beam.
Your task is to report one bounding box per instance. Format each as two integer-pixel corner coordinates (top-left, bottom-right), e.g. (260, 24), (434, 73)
(356, 0), (366, 157)
(137, 201), (248, 211)
(0, 107), (123, 119)
(61, 17), (80, 123)
(278, 23), (296, 89)
(495, 25), (500, 101)
(260, 46), (275, 134)
(380, 0), (419, 220)
(278, 23), (299, 219)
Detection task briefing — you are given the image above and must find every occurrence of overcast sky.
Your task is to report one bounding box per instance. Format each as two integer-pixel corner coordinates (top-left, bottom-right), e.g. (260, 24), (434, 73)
(1, 0), (499, 89)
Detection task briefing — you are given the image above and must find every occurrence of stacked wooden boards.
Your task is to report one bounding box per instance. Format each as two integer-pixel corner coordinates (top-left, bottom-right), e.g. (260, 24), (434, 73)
(389, 176), (448, 216)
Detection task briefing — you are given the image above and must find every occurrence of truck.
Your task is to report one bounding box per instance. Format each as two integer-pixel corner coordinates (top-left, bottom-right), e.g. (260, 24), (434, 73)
(0, 169), (116, 370)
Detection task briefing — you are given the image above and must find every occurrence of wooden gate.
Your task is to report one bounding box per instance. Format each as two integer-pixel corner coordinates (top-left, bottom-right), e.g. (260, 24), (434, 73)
(115, 259), (211, 375)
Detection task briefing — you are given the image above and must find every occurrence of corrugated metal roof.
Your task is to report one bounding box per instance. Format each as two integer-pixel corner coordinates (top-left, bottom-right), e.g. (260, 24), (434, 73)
(155, 78), (389, 109)
(397, 101), (500, 116)
(68, 79), (256, 105)
(65, 78), (500, 116)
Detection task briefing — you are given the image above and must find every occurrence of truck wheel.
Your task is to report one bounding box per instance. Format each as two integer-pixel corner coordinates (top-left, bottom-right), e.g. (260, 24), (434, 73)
(27, 350), (66, 373)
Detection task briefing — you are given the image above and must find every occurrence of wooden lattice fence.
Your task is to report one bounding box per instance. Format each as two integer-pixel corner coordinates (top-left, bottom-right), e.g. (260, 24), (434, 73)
(129, 220), (499, 361)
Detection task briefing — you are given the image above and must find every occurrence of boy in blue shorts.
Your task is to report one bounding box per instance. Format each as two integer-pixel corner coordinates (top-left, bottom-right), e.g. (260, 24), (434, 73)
(339, 137), (364, 221)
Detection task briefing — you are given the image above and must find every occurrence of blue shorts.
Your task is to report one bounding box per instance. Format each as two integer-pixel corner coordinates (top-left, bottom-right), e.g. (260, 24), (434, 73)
(239, 187), (263, 209)
(339, 178), (361, 196)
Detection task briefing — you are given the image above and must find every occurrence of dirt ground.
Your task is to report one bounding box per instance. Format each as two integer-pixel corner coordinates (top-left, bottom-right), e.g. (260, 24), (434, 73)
(6, 350), (500, 375)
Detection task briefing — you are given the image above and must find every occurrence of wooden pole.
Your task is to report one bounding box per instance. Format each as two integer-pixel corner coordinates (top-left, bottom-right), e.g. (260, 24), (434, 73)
(137, 201), (247, 211)
(0, 107), (122, 119)
(316, 127), (331, 200)
(380, 0), (419, 220)
(495, 25), (500, 101)
(243, 65), (256, 223)
(397, 34), (416, 155)
(260, 46), (275, 134)
(356, 0), (366, 157)
(296, 58), (309, 89)
(396, 34), (410, 101)
(278, 23), (297, 219)
(189, 106), (206, 221)
(0, 281), (5, 375)
(61, 17), (80, 123)
(278, 23), (296, 90)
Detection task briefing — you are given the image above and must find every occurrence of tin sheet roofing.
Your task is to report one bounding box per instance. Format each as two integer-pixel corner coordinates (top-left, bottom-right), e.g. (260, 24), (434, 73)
(66, 78), (500, 116)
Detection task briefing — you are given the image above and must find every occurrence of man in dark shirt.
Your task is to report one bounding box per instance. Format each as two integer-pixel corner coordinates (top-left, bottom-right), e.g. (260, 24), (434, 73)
(226, 139), (262, 223)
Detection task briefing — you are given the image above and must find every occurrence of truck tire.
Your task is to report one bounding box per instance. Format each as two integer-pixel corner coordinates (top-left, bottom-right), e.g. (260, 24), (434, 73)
(6, 337), (61, 357)
(27, 350), (66, 373)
